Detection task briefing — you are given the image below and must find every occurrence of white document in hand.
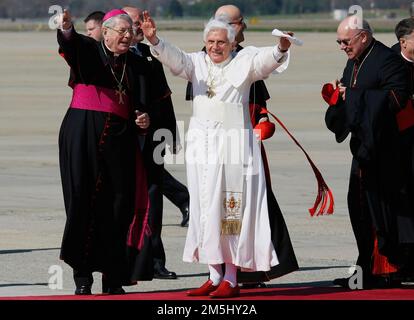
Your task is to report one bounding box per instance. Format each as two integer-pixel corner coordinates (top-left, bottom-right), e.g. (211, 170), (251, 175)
(271, 29), (304, 46)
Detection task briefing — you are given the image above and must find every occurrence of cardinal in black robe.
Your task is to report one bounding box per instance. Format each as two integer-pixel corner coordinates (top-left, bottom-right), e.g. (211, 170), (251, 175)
(390, 17), (414, 279)
(325, 16), (411, 288)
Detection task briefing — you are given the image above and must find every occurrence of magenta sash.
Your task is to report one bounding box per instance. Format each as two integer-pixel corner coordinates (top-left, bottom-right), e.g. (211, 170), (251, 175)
(70, 84), (131, 120)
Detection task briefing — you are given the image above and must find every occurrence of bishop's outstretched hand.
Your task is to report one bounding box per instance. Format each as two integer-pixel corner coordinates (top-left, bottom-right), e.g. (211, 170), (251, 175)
(59, 9), (72, 31)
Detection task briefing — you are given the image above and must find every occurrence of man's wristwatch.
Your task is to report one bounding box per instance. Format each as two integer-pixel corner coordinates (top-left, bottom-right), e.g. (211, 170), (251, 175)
(278, 45), (288, 53)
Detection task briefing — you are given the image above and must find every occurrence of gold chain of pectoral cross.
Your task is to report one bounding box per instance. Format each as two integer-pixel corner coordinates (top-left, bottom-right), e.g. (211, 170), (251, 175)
(206, 61), (221, 99)
(110, 61), (127, 105)
(349, 41), (375, 88)
(101, 42), (127, 104)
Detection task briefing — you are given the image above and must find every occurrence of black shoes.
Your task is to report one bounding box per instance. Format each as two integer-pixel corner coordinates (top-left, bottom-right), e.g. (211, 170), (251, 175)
(102, 287), (126, 295)
(241, 282), (267, 289)
(102, 275), (126, 295)
(74, 285), (92, 295)
(154, 266), (177, 279)
(74, 275), (126, 295)
(180, 206), (189, 227)
(76, 283), (126, 295)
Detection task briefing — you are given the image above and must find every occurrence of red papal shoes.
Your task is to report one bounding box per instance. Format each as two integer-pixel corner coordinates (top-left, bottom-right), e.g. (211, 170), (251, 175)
(209, 280), (240, 298)
(187, 279), (219, 296)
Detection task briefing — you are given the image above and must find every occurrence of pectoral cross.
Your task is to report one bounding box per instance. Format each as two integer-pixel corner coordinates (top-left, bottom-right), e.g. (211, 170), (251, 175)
(115, 83), (126, 104)
(206, 86), (215, 99)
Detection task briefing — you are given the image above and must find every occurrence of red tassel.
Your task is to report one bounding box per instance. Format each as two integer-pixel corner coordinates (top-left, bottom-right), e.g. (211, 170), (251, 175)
(327, 189), (334, 213)
(261, 108), (334, 216)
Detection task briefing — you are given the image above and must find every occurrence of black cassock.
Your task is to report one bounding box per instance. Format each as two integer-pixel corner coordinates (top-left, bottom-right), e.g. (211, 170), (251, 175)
(127, 42), (179, 279)
(325, 39), (414, 278)
(186, 45), (299, 283)
(392, 43), (414, 273)
(57, 28), (160, 285)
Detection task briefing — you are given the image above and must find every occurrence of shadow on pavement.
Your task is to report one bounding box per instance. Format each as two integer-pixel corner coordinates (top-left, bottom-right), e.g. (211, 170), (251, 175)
(0, 283), (48, 288)
(0, 248), (60, 255)
(298, 266), (350, 271)
(176, 272), (209, 278)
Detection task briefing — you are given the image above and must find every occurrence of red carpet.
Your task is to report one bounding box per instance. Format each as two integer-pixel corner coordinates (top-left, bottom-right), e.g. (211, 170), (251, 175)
(2, 286), (414, 300)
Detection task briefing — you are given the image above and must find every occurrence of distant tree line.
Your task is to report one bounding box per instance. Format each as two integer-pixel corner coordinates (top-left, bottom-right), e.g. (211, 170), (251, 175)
(0, 0), (411, 19)
(183, 0), (411, 16)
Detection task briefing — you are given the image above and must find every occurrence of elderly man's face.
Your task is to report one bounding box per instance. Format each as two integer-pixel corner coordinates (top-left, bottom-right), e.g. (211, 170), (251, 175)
(205, 29), (233, 64)
(215, 5), (246, 44)
(336, 28), (367, 60)
(401, 30), (414, 61)
(103, 19), (133, 54)
(85, 19), (103, 41)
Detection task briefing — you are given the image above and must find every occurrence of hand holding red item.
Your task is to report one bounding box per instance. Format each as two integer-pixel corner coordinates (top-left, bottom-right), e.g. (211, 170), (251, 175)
(254, 121), (276, 140)
(321, 82), (340, 106)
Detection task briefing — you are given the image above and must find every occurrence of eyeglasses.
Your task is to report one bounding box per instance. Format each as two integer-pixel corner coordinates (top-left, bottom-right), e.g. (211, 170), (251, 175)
(133, 16), (143, 28)
(229, 17), (244, 26)
(403, 35), (414, 43)
(336, 31), (364, 46)
(106, 26), (133, 37)
(206, 39), (230, 47)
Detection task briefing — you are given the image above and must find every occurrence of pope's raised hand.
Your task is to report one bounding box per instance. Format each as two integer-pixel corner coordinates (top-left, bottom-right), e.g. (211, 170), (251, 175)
(141, 11), (158, 45)
(279, 31), (293, 52)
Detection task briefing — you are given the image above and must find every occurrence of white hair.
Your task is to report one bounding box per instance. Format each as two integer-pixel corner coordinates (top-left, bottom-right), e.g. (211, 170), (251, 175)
(102, 14), (132, 29)
(203, 17), (235, 43)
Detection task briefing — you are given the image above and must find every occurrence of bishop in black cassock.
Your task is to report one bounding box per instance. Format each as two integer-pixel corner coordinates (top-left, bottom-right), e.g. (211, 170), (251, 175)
(326, 16), (412, 288)
(57, 9), (162, 294)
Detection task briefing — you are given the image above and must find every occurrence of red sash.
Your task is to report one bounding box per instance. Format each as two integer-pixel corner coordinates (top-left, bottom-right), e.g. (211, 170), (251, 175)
(70, 84), (131, 120)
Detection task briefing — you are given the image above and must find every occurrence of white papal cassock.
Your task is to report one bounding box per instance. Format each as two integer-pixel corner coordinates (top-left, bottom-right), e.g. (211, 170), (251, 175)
(150, 39), (289, 272)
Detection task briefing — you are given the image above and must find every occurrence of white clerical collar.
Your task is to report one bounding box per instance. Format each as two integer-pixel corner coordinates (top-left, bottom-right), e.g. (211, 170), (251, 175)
(103, 42), (120, 57)
(206, 54), (232, 68)
(401, 51), (414, 63)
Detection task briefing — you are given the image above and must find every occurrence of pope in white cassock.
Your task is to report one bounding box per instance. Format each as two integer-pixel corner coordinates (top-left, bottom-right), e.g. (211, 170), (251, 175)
(141, 11), (292, 298)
